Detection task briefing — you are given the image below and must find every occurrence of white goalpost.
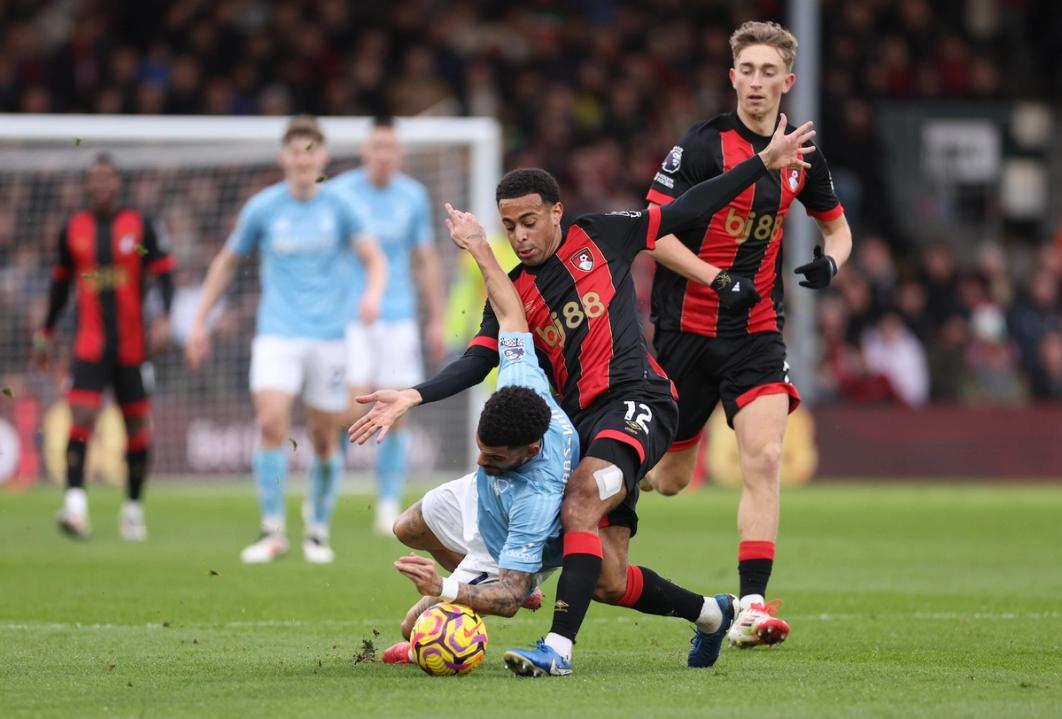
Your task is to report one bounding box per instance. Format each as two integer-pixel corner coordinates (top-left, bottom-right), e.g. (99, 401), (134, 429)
(0, 114), (502, 487)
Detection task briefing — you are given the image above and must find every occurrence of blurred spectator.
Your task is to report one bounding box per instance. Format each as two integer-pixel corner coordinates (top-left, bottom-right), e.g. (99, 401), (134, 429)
(0, 0), (1059, 409)
(861, 312), (930, 406)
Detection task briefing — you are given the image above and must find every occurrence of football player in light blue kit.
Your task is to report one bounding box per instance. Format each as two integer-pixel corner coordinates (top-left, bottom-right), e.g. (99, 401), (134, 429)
(331, 116), (446, 535)
(360, 203), (576, 663)
(186, 115), (386, 564)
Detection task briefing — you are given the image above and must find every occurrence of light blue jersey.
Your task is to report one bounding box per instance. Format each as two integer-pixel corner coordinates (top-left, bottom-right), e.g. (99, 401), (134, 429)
(329, 169), (432, 323)
(226, 182), (368, 340)
(476, 332), (579, 574)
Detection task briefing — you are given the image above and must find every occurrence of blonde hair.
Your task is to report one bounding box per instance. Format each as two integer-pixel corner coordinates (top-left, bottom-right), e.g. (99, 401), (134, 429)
(729, 21), (798, 71)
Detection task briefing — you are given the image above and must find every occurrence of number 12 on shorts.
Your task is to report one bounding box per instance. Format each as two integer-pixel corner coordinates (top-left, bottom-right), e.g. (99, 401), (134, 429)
(623, 401), (652, 434)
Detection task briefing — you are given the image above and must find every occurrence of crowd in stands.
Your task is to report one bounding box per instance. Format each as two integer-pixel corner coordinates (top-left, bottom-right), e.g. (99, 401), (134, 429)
(2, 0), (1060, 406)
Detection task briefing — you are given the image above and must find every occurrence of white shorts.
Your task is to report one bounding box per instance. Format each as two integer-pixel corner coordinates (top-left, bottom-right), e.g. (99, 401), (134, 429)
(249, 335), (348, 413)
(420, 473), (554, 587)
(346, 320), (424, 389)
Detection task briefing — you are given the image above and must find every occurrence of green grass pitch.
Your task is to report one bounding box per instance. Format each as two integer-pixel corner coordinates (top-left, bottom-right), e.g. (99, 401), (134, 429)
(2, 481), (1060, 718)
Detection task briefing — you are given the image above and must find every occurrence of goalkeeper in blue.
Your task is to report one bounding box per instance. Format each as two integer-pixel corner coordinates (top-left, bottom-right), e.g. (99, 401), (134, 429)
(186, 115), (386, 564)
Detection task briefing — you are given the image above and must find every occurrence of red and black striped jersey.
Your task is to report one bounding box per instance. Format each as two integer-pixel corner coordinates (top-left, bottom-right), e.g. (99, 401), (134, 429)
(51, 208), (174, 365)
(470, 208), (674, 419)
(646, 112), (844, 338)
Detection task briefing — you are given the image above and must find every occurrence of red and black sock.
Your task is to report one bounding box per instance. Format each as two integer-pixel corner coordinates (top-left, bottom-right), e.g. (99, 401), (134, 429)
(738, 540), (775, 598)
(66, 425), (91, 490)
(547, 531), (603, 641)
(616, 565), (703, 622)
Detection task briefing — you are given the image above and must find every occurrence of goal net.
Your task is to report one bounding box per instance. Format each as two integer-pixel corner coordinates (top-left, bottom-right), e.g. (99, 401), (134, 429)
(0, 114), (501, 488)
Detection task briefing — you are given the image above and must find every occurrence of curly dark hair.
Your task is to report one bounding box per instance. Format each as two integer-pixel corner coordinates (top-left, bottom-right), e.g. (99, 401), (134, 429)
(495, 168), (561, 205)
(477, 386), (552, 448)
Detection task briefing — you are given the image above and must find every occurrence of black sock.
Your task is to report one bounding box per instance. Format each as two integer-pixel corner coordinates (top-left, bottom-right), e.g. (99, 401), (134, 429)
(126, 448), (148, 501)
(66, 436), (87, 490)
(626, 565), (704, 622)
(739, 558), (773, 598)
(548, 532), (603, 641)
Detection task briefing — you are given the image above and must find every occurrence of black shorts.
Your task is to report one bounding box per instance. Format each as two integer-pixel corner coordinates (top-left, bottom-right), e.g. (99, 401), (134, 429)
(653, 331), (800, 446)
(575, 384), (679, 537)
(68, 356), (152, 416)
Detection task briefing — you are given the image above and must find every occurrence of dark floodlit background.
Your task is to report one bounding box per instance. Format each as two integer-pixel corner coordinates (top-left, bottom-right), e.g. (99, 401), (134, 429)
(1, 0), (1060, 485)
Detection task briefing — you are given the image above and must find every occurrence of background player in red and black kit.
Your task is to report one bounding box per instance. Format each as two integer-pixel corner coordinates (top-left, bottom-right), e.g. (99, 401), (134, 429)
(643, 21), (854, 648)
(33, 154), (175, 541)
(350, 119), (814, 675)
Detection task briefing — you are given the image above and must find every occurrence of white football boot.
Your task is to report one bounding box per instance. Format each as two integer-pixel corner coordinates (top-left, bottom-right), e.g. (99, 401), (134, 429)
(240, 532), (290, 563)
(119, 500), (148, 541)
(302, 522), (335, 564)
(56, 488), (91, 539)
(727, 598), (791, 648)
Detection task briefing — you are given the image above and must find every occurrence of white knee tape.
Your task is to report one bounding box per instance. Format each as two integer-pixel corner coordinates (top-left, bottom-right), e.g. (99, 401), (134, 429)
(593, 465), (624, 501)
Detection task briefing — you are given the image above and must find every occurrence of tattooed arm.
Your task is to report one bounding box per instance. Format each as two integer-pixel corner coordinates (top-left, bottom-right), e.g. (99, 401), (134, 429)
(394, 554), (534, 619)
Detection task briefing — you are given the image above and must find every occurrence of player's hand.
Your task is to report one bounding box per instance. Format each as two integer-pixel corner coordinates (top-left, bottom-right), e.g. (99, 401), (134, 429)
(793, 245), (838, 289)
(185, 323), (210, 369)
(444, 203), (488, 252)
(758, 113), (816, 171)
(348, 388), (420, 444)
(424, 318), (446, 365)
(394, 553), (444, 597)
(31, 330), (52, 371)
(359, 294), (380, 324)
(149, 317), (171, 357)
(710, 271), (760, 312)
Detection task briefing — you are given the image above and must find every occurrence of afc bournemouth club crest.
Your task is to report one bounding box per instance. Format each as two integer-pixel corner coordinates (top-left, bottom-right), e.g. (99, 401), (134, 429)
(570, 247), (594, 273)
(786, 168), (801, 192)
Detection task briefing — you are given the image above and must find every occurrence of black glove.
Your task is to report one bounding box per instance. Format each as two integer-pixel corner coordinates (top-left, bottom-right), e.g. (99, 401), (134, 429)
(710, 271), (760, 312)
(794, 245), (837, 289)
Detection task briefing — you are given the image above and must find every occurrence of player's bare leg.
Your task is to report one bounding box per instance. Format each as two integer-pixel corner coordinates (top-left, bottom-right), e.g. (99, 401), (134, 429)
(392, 501), (463, 570)
(303, 406), (345, 563)
(729, 392), (790, 646)
(241, 390), (294, 563)
(642, 443), (699, 495)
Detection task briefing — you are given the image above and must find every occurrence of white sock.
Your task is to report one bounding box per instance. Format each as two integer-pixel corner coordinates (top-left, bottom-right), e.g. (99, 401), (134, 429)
(306, 522), (329, 542)
(262, 515), (286, 535)
(740, 593), (765, 611)
(121, 500), (143, 519)
(544, 632), (573, 661)
(65, 488), (88, 516)
(695, 596), (724, 633)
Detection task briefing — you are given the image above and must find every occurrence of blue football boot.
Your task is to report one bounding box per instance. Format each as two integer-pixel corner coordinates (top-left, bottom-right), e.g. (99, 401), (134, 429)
(688, 593), (738, 668)
(503, 639), (573, 677)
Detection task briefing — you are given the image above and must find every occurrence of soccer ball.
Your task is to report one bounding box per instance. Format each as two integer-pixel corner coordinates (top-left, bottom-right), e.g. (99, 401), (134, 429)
(409, 602), (488, 676)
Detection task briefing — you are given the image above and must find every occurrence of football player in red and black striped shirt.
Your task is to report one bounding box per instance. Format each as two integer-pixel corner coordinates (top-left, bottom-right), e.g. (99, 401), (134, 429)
(34, 154), (175, 541)
(350, 120), (814, 674)
(643, 21), (854, 648)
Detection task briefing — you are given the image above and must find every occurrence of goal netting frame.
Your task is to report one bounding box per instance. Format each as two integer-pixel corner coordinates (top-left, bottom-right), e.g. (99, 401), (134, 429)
(0, 114), (501, 488)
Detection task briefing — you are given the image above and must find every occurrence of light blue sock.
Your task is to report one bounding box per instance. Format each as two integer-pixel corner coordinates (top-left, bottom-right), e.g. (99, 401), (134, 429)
(253, 447), (288, 526)
(376, 430), (409, 504)
(308, 450), (343, 527)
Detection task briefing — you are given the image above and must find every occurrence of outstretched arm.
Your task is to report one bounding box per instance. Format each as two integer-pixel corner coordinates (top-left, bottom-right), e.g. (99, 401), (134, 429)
(444, 203), (527, 334)
(395, 553), (534, 619)
(185, 248), (240, 369)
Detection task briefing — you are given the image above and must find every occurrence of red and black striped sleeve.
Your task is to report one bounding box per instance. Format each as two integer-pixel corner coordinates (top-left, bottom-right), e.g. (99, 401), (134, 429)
(413, 300), (498, 404)
(646, 121), (720, 206)
(798, 148), (845, 221)
(573, 209), (664, 263)
(42, 225), (74, 332)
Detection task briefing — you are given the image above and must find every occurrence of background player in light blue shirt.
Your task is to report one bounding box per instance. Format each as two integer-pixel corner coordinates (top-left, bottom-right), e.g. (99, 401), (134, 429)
(186, 115), (386, 564)
(331, 116), (446, 535)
